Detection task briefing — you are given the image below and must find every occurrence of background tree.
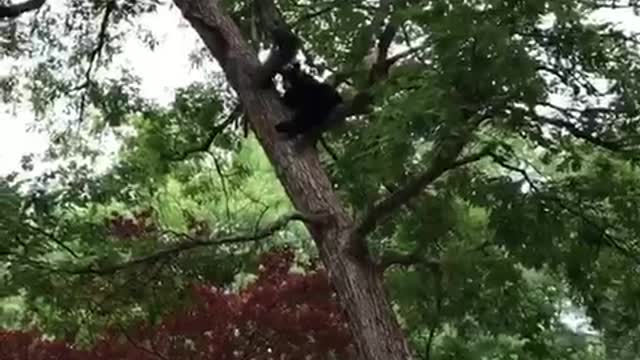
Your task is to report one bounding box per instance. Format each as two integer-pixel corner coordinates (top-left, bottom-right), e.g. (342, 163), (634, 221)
(1, 0), (640, 359)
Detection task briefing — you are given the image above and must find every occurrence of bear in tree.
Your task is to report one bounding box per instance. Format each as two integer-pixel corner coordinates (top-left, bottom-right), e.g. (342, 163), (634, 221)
(274, 62), (344, 138)
(261, 27), (343, 139)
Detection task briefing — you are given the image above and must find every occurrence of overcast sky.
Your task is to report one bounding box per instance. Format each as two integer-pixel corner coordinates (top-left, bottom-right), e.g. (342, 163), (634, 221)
(0, 3), (204, 175)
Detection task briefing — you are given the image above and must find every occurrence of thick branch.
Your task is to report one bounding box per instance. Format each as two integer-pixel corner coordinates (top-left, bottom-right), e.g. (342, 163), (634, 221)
(377, 23), (396, 63)
(74, 212), (319, 275)
(364, 0), (401, 85)
(367, 22), (398, 84)
(537, 115), (626, 151)
(353, 136), (490, 240)
(319, 4), (404, 129)
(0, 0), (45, 19)
(378, 251), (440, 270)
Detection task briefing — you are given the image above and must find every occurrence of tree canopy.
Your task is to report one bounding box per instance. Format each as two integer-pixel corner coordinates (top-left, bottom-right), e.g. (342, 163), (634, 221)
(1, 0), (640, 359)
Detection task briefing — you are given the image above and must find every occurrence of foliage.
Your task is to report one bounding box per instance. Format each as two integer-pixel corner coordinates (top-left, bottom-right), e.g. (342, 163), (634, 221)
(1, 0), (640, 358)
(0, 130), (309, 342)
(0, 250), (351, 359)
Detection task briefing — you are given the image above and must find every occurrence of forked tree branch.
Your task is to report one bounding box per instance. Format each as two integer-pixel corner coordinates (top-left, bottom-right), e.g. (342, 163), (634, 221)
(367, 22), (398, 84)
(352, 134), (492, 240)
(0, 0), (45, 19)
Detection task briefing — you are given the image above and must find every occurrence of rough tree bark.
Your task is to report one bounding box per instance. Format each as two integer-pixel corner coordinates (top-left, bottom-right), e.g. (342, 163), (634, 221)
(172, 0), (415, 359)
(0, 0), (45, 19)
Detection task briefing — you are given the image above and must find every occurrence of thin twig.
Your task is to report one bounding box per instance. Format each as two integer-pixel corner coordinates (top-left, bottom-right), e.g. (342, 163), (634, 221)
(169, 103), (241, 161)
(77, 0), (116, 122)
(212, 154), (231, 220)
(116, 323), (171, 360)
(23, 221), (80, 259)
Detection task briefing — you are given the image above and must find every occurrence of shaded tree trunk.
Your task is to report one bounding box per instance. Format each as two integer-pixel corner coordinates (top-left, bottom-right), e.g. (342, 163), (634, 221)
(172, 1), (414, 359)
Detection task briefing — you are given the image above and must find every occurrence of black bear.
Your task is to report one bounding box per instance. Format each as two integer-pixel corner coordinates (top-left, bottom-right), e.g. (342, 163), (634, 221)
(274, 63), (343, 138)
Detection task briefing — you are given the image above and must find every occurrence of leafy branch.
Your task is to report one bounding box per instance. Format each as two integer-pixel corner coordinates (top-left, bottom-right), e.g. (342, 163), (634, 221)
(168, 103), (242, 161)
(76, 0), (117, 121)
(491, 155), (640, 262)
(23, 221), (80, 259)
(73, 212), (326, 276)
(352, 126), (493, 241)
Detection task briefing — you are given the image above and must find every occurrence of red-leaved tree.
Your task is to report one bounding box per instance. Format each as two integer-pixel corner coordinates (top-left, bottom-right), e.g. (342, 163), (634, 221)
(0, 250), (352, 359)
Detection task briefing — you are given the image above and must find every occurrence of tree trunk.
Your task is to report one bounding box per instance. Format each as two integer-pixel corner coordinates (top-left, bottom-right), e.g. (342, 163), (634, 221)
(172, 1), (414, 359)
